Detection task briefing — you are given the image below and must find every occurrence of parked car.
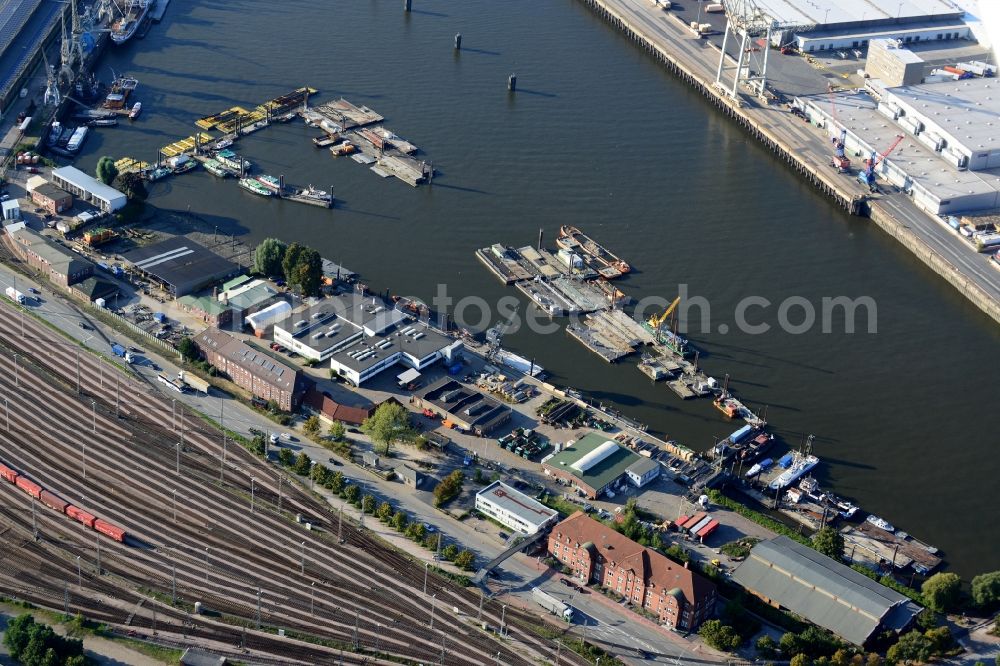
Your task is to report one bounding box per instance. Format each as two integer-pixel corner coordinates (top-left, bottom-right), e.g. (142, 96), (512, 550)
(28, 287), (39, 294)
(423, 523), (436, 533)
(328, 457), (342, 466)
(78, 322), (91, 330)
(269, 433), (279, 444)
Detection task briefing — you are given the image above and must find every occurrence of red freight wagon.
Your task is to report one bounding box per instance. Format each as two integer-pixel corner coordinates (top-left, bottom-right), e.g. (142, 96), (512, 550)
(66, 505), (96, 528)
(14, 476), (42, 498)
(0, 463), (17, 484)
(93, 519), (126, 543)
(39, 489), (69, 514)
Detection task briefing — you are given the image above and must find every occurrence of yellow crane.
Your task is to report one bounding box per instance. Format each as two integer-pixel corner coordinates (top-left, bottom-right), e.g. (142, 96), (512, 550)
(647, 296), (680, 330)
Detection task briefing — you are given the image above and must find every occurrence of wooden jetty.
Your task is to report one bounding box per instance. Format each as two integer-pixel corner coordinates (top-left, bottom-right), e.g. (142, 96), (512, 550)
(376, 154), (430, 187)
(842, 522), (942, 574)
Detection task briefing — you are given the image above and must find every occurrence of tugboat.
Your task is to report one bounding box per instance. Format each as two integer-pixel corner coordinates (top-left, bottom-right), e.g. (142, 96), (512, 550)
(238, 177), (274, 197)
(111, 0), (153, 45)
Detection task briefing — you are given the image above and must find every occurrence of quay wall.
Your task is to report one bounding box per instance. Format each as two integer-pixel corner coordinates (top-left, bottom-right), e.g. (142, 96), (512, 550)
(868, 202), (1000, 324)
(576, 0), (1000, 325)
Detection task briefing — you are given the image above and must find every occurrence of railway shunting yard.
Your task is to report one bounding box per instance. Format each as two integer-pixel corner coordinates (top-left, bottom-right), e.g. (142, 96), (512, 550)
(0, 300), (586, 665)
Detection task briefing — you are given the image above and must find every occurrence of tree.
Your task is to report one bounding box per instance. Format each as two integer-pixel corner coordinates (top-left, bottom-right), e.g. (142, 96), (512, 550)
(698, 620), (742, 652)
(328, 471), (345, 494)
(282, 242), (305, 286)
(96, 156), (118, 186)
(790, 656), (811, 666)
(433, 470), (465, 507)
(377, 501), (394, 522)
(756, 635), (778, 659)
(391, 511), (408, 532)
(116, 171), (147, 200)
(971, 571), (1000, 609)
(295, 248), (323, 297)
(921, 572), (962, 613)
(293, 452), (312, 476)
(441, 544), (459, 561)
(361, 494), (376, 514)
(454, 550), (476, 571)
(177, 336), (199, 362)
(277, 448), (294, 467)
(362, 401), (413, 455)
(303, 415), (321, 438)
(310, 463), (329, 486)
(344, 484), (360, 504)
(812, 526), (845, 560)
(254, 238), (287, 277)
(328, 420), (346, 442)
(886, 631), (932, 664)
(923, 626), (954, 655)
(2, 613), (84, 666)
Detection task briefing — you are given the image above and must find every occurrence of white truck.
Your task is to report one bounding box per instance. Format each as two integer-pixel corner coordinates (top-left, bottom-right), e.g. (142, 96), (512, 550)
(531, 587), (574, 621)
(177, 371), (210, 394)
(5, 287), (25, 304)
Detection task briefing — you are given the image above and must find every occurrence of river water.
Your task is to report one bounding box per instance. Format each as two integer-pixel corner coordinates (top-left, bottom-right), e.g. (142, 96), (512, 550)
(76, 0), (1000, 577)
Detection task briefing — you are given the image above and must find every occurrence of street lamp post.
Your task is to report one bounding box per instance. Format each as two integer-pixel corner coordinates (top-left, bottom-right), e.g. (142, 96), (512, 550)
(310, 582), (315, 616)
(500, 604), (507, 637)
(251, 477), (256, 513)
(429, 593), (437, 630)
(301, 540), (306, 575)
(91, 400), (97, 433)
(423, 561), (429, 595)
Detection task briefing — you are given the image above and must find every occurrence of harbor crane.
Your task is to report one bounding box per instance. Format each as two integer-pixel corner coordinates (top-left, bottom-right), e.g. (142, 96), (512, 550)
(485, 304), (520, 364)
(714, 0), (814, 102)
(646, 296), (681, 345)
(857, 134), (905, 192)
(827, 84), (850, 173)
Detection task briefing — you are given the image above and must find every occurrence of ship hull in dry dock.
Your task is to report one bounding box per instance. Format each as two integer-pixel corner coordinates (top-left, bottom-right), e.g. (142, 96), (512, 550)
(768, 455), (819, 490)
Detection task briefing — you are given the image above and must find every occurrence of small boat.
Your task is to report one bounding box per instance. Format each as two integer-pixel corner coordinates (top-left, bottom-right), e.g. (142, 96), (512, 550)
(744, 457), (773, 478)
(238, 177), (274, 197)
(88, 118), (118, 127)
(836, 500), (859, 519)
(330, 142), (356, 157)
(296, 185), (333, 205)
(866, 515), (895, 533)
(255, 174), (282, 193)
(129, 102), (142, 119)
(202, 159), (231, 178)
(146, 166), (171, 181)
(768, 454), (819, 490)
(212, 138), (233, 150)
(171, 159), (198, 174)
(715, 396), (741, 419)
(216, 149), (250, 173)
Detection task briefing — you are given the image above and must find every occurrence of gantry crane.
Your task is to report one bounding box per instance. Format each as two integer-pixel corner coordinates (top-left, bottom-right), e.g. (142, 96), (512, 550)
(858, 134), (905, 192)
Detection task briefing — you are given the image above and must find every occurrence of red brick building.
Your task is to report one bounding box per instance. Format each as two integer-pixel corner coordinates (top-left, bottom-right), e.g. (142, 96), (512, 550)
(193, 328), (303, 411)
(548, 512), (716, 631)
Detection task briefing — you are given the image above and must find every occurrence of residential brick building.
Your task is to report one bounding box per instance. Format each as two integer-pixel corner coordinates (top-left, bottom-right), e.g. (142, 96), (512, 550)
(193, 328), (303, 411)
(548, 512), (716, 631)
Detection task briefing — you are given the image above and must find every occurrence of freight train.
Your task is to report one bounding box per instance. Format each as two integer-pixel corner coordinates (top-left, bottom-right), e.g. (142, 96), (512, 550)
(0, 461), (127, 543)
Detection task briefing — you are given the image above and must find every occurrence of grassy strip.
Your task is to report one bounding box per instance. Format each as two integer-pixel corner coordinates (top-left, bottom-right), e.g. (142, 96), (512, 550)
(108, 637), (183, 664)
(707, 489), (811, 546)
(510, 616), (626, 665)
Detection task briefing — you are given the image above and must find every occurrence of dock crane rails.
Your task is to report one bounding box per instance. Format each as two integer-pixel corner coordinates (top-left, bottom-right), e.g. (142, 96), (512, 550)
(858, 134), (904, 192)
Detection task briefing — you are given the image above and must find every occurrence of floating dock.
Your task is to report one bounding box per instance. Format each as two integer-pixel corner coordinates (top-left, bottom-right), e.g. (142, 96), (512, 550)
(515, 278), (578, 315)
(114, 157), (149, 174)
(566, 322), (632, 362)
(842, 522), (942, 574)
(476, 245), (533, 284)
(311, 99), (384, 129)
(160, 133), (214, 158)
(516, 245), (566, 279)
(667, 379), (697, 399)
(376, 154), (430, 187)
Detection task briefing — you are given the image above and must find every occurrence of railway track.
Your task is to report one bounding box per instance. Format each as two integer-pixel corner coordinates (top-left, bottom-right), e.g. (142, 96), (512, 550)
(0, 303), (587, 666)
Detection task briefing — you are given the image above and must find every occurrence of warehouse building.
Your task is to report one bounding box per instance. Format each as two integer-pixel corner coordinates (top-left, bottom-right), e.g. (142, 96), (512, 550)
(414, 378), (512, 435)
(223, 279), (282, 327)
(246, 300), (292, 336)
(177, 294), (233, 327)
(273, 293), (463, 385)
(475, 481), (559, 535)
(542, 432), (660, 499)
(193, 328), (304, 411)
(549, 512), (716, 630)
(28, 181), (73, 215)
(756, 0), (968, 53)
(801, 82), (1000, 214)
(4, 222), (93, 287)
(51, 166), (127, 213)
(731, 536), (922, 646)
(123, 237), (241, 297)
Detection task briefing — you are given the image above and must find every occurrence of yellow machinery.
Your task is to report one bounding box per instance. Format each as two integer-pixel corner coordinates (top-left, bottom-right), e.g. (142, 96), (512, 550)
(647, 296), (680, 330)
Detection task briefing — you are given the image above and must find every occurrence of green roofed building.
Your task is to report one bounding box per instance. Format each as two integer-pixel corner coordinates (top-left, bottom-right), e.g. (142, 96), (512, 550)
(178, 294), (233, 327)
(542, 432), (660, 499)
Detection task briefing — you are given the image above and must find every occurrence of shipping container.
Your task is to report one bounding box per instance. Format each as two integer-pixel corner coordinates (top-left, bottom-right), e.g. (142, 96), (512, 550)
(39, 489), (69, 513)
(93, 519), (126, 542)
(697, 519), (720, 540)
(15, 476), (42, 498)
(66, 505), (97, 528)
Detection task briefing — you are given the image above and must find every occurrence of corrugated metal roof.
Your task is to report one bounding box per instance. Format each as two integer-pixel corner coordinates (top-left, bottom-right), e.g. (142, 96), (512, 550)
(731, 536), (921, 645)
